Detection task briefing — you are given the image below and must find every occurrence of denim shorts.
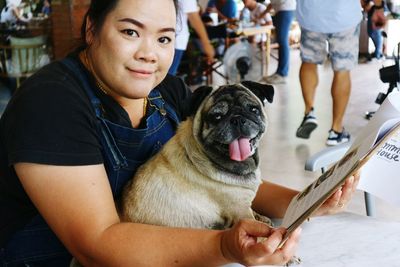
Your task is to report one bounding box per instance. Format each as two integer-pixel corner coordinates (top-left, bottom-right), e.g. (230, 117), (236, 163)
(300, 24), (360, 71)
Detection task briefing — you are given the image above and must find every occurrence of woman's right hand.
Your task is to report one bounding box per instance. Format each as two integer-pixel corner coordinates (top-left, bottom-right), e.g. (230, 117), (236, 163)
(220, 219), (302, 266)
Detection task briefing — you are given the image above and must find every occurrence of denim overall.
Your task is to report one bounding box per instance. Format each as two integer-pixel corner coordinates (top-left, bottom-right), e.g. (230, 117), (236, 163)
(0, 58), (180, 266)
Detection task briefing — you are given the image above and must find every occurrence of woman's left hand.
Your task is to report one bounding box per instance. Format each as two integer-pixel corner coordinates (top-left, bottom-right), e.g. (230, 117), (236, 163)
(313, 171), (361, 216)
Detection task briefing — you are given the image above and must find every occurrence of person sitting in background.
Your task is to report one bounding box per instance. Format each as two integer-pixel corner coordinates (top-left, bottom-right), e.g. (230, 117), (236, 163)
(41, 0), (51, 16)
(242, 0), (273, 27)
(206, 0), (238, 23)
(241, 0), (272, 44)
(0, 0), (31, 25)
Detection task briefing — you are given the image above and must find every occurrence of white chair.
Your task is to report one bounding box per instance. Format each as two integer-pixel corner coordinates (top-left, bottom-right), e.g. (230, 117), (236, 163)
(305, 142), (376, 217)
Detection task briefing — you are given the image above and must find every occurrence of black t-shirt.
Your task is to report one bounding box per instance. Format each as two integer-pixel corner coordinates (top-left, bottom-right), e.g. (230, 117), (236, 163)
(0, 53), (192, 246)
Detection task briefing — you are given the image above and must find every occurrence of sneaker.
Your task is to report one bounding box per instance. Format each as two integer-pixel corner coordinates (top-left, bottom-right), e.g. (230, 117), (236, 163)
(296, 108), (318, 139)
(326, 128), (350, 146)
(263, 73), (287, 84)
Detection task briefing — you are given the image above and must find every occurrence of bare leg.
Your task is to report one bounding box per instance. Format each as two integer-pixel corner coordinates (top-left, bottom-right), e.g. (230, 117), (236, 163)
(299, 62), (318, 114)
(296, 62), (319, 139)
(331, 70), (351, 132)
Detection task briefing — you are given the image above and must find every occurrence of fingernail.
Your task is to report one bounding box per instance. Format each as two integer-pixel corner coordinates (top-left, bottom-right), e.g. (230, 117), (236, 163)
(272, 227), (286, 234)
(296, 227), (302, 234)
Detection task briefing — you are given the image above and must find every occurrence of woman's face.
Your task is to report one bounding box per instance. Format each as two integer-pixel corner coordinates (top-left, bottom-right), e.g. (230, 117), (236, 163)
(86, 0), (176, 102)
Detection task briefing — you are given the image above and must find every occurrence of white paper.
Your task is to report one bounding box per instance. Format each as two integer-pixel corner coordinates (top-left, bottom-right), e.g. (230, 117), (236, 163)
(357, 90), (400, 206)
(358, 125), (400, 206)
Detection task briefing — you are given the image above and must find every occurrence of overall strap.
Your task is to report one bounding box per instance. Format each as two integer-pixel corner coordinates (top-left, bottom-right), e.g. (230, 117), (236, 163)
(148, 90), (180, 125)
(61, 57), (103, 117)
(60, 57), (128, 168)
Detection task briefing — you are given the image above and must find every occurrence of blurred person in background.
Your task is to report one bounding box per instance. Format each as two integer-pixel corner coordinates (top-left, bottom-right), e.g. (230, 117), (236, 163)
(295, 0), (362, 146)
(361, 0), (388, 60)
(168, 0), (215, 75)
(262, 0), (296, 84)
(0, 0), (32, 25)
(241, 0), (273, 44)
(206, 0), (238, 23)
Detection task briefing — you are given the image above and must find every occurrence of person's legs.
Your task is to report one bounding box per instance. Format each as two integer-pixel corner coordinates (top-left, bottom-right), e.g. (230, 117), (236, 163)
(369, 28), (383, 58)
(326, 23), (360, 145)
(331, 70), (351, 132)
(275, 10), (294, 77)
(168, 49), (185, 75)
(300, 62), (318, 113)
(298, 28), (327, 111)
(263, 10), (294, 84)
(296, 28), (327, 139)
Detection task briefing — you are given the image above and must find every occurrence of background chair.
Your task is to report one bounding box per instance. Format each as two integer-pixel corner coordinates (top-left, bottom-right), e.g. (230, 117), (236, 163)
(202, 23), (232, 85)
(305, 142), (376, 217)
(0, 35), (50, 89)
(187, 22), (237, 85)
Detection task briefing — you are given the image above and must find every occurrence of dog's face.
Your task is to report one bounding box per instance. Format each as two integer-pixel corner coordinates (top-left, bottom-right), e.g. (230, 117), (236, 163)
(190, 81), (274, 176)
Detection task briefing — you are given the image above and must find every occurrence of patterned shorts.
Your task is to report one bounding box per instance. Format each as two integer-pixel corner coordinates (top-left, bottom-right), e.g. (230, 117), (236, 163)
(300, 24), (360, 71)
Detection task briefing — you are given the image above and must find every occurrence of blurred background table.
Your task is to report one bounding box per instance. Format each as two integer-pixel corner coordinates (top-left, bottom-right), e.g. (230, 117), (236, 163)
(235, 24), (273, 77)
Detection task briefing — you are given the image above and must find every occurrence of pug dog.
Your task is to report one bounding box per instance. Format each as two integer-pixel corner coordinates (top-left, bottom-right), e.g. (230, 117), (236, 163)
(120, 81), (274, 230)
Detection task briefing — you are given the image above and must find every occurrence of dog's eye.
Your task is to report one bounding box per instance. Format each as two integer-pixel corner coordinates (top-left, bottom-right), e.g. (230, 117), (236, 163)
(214, 114), (222, 121)
(249, 106), (260, 115)
(208, 112), (223, 122)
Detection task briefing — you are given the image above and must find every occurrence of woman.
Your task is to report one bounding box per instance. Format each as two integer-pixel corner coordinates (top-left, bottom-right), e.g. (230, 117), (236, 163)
(0, 0), (359, 266)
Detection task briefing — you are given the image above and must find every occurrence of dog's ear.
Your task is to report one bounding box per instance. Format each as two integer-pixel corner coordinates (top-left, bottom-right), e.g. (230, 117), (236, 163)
(187, 85), (213, 116)
(240, 80), (274, 105)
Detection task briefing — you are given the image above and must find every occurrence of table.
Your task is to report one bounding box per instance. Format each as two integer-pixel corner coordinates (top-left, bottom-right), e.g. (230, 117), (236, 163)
(235, 25), (273, 78)
(223, 212), (400, 267)
(0, 17), (52, 41)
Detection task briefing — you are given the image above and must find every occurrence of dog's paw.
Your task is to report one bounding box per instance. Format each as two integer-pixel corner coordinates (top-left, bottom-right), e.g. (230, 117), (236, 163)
(285, 255), (302, 266)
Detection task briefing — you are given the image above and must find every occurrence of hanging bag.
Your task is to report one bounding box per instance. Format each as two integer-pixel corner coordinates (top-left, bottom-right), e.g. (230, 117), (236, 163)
(371, 6), (388, 29)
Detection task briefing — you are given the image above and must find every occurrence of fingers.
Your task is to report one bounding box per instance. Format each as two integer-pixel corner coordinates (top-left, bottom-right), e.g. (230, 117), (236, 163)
(340, 176), (354, 203)
(222, 220), (303, 266)
(221, 220), (288, 265)
(259, 227), (302, 265)
(250, 227), (286, 258)
(220, 219), (275, 263)
(278, 227), (302, 262)
(316, 172), (360, 216)
(339, 173), (360, 207)
(239, 218), (275, 238)
(352, 172), (361, 191)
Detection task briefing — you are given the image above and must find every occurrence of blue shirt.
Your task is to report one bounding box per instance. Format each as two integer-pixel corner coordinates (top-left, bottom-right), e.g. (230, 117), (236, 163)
(296, 0), (362, 33)
(207, 0), (238, 19)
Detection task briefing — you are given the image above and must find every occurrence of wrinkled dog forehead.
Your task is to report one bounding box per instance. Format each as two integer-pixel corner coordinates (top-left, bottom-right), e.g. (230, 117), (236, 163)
(202, 84), (265, 114)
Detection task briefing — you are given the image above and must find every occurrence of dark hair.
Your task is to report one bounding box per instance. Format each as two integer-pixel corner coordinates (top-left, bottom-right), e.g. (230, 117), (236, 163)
(81, 0), (179, 46)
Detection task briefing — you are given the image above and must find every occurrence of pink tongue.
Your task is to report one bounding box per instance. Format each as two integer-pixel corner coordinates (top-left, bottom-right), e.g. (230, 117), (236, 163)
(229, 138), (252, 161)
